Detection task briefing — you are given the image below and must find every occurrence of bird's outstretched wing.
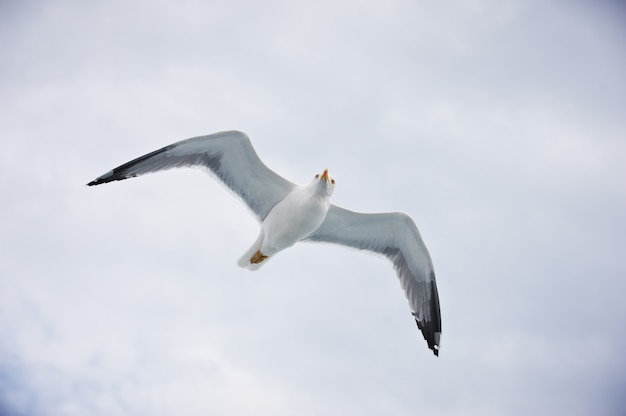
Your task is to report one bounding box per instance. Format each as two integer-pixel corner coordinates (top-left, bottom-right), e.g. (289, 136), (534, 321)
(87, 130), (295, 221)
(306, 205), (441, 356)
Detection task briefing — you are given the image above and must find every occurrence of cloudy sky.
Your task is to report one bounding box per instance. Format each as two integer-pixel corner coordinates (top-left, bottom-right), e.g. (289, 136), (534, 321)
(1, 0), (625, 415)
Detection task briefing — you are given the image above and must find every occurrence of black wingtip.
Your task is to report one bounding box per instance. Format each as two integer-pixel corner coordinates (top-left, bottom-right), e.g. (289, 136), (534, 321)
(416, 276), (442, 357)
(86, 176), (113, 186)
(87, 144), (174, 187)
(413, 313), (441, 357)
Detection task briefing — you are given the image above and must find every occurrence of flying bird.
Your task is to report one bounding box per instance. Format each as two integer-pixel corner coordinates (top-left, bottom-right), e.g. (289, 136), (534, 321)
(87, 130), (441, 356)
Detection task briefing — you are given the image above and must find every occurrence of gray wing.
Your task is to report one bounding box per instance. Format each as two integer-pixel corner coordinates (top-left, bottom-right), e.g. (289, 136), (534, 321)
(306, 205), (441, 356)
(87, 130), (295, 221)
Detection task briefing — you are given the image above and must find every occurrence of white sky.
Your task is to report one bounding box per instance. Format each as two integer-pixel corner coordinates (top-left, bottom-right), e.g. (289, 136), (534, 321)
(1, 0), (625, 415)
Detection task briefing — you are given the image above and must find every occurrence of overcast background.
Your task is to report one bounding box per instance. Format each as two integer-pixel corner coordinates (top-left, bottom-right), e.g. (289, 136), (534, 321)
(1, 0), (625, 415)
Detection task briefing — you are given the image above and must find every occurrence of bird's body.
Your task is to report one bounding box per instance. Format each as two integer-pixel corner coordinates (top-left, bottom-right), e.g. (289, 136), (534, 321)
(238, 171), (333, 270)
(88, 130), (441, 356)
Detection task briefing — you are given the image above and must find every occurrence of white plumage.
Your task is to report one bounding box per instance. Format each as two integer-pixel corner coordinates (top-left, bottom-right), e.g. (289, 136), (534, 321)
(88, 130), (441, 356)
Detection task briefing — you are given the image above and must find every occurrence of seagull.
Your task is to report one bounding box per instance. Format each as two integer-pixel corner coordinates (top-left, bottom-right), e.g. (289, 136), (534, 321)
(87, 130), (441, 356)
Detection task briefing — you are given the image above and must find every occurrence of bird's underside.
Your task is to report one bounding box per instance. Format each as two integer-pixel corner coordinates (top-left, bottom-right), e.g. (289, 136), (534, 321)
(87, 130), (442, 356)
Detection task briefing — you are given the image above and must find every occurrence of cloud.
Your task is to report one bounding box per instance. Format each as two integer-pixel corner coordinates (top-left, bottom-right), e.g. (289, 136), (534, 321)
(1, 0), (625, 415)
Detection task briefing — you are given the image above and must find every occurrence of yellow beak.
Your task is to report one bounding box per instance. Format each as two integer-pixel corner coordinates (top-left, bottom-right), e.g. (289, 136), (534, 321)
(320, 169), (330, 182)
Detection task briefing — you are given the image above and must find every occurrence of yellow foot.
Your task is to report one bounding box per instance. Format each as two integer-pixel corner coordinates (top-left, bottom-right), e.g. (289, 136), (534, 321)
(250, 250), (268, 264)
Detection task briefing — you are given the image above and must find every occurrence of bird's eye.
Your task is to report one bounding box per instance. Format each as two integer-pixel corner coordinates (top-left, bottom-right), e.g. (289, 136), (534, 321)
(315, 174), (319, 179)
(331, 179), (335, 185)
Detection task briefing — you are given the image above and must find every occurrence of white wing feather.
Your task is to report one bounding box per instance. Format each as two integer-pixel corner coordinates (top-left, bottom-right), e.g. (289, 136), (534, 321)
(87, 130), (295, 221)
(306, 205), (441, 355)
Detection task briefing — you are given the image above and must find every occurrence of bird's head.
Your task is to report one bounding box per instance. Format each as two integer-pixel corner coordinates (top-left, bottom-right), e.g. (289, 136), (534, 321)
(312, 168), (335, 197)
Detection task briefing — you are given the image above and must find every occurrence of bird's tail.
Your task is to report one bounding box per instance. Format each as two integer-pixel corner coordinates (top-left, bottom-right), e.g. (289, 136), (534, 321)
(237, 234), (269, 271)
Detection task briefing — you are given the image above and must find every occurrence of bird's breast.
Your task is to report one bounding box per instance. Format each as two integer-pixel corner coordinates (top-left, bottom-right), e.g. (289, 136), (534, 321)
(261, 191), (330, 250)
